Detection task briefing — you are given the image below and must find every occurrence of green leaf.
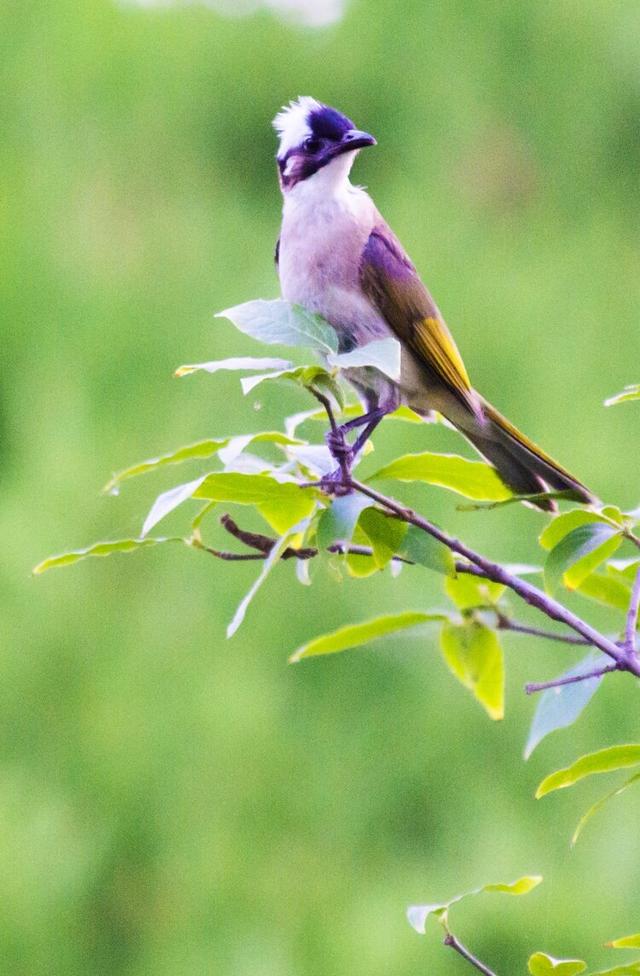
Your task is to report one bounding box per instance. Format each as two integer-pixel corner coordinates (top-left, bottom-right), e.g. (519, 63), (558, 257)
(345, 523), (384, 578)
(174, 356), (292, 378)
(407, 875), (542, 935)
(536, 745), (640, 799)
(608, 559), (640, 585)
(193, 473), (321, 534)
(524, 653), (608, 760)
(539, 510), (610, 550)
(358, 507), (408, 569)
(104, 432), (301, 493)
(572, 772), (640, 846)
(527, 952), (587, 975)
(576, 572), (633, 611)
(444, 574), (506, 609)
(440, 620), (505, 720)
(544, 523), (622, 594)
(33, 537), (184, 575)
(607, 935), (640, 949)
(327, 337), (401, 381)
(396, 524), (456, 576)
(142, 476), (208, 536)
(215, 299), (338, 354)
(240, 364), (339, 399)
(316, 494), (371, 551)
(227, 533), (292, 638)
(289, 611), (445, 663)
(605, 384), (640, 407)
(370, 451), (512, 501)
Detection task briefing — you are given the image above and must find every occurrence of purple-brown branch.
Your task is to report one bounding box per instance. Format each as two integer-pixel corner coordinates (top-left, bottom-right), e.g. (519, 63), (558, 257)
(443, 933), (498, 976)
(349, 477), (640, 677)
(624, 565), (640, 655)
(525, 662), (620, 695)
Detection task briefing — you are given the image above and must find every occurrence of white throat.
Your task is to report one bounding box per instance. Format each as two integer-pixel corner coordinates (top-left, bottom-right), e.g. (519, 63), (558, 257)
(283, 150), (358, 210)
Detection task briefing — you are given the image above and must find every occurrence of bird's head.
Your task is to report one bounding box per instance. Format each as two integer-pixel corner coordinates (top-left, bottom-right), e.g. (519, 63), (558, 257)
(273, 97), (376, 192)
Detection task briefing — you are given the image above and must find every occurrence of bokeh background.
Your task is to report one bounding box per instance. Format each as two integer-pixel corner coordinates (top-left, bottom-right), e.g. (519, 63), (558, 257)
(2, 1), (640, 972)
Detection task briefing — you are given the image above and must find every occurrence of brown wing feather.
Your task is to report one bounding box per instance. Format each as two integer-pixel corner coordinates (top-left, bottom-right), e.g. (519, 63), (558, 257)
(360, 227), (478, 417)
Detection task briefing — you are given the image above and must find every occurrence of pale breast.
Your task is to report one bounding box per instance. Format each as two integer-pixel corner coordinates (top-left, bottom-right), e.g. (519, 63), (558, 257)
(278, 184), (392, 350)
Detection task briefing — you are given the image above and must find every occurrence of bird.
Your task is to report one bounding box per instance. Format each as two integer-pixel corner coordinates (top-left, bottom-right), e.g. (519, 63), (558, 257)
(272, 96), (593, 509)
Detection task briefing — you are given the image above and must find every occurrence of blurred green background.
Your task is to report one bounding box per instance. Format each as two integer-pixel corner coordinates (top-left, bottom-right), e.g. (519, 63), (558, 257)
(2, 0), (640, 972)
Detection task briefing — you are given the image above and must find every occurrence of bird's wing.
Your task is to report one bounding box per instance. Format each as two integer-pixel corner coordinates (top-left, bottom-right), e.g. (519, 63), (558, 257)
(360, 226), (480, 418)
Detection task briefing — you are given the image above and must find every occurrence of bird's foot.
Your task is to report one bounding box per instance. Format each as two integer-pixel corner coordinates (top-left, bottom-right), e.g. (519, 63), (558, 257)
(319, 467), (353, 496)
(322, 427), (354, 495)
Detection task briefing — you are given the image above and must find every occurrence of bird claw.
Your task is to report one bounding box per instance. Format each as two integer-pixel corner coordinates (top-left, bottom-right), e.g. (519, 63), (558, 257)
(319, 467), (352, 496)
(325, 427), (354, 466)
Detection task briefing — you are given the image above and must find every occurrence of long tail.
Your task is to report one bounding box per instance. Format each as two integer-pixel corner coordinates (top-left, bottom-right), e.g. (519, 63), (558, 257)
(456, 397), (595, 511)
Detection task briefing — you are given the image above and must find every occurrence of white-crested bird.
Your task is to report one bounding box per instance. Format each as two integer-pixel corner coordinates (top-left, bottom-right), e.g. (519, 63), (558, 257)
(273, 97), (593, 509)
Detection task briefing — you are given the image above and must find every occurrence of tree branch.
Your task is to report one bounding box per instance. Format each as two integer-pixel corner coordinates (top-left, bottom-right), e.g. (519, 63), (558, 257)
(348, 478), (640, 677)
(624, 565), (640, 655)
(496, 616), (591, 646)
(525, 662), (620, 695)
(443, 933), (498, 976)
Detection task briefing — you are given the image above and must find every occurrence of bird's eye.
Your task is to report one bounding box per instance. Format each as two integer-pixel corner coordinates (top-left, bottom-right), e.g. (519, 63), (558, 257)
(303, 137), (323, 154)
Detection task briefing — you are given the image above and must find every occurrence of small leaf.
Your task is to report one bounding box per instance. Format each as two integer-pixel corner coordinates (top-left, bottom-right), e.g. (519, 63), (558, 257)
(440, 620), (505, 720)
(396, 524), (456, 576)
(143, 476), (207, 536)
(444, 574), (506, 609)
(370, 451), (512, 501)
(577, 572), (633, 611)
(215, 299), (338, 354)
(240, 364), (336, 397)
(33, 537), (184, 575)
(525, 653), (608, 760)
(540, 510), (610, 550)
(407, 875), (542, 935)
(528, 952), (587, 975)
(482, 876), (542, 895)
(544, 523), (622, 594)
(174, 356), (292, 378)
(104, 432), (300, 493)
(536, 745), (640, 799)
(290, 611), (445, 663)
(227, 533), (292, 638)
(193, 473), (321, 534)
(605, 384), (640, 407)
(572, 772), (640, 846)
(358, 508), (408, 569)
(327, 337), (401, 381)
(608, 558), (640, 585)
(316, 494), (371, 550)
(607, 935), (640, 949)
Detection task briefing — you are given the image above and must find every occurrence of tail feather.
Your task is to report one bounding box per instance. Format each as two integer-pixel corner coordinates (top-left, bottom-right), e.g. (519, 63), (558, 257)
(458, 398), (595, 511)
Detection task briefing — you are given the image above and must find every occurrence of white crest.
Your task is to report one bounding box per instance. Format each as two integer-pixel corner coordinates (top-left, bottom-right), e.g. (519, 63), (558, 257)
(273, 96), (321, 158)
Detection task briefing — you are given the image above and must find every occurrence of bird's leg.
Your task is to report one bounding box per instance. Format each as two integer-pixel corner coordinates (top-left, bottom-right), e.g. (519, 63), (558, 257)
(322, 407), (389, 493)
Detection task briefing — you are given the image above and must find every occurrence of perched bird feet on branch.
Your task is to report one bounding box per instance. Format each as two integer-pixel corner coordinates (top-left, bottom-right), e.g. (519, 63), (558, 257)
(322, 427), (354, 495)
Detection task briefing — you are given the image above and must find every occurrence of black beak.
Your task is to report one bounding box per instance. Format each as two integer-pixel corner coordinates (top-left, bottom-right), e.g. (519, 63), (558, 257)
(339, 128), (377, 152)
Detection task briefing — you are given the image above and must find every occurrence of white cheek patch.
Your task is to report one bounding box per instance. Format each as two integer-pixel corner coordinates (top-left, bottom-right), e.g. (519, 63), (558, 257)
(284, 156), (297, 177)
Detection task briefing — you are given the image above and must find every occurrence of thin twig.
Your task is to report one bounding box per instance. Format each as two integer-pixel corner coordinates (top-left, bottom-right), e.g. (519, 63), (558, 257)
(525, 662), (619, 695)
(348, 478), (640, 676)
(443, 933), (498, 976)
(624, 565), (640, 655)
(496, 617), (591, 646)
